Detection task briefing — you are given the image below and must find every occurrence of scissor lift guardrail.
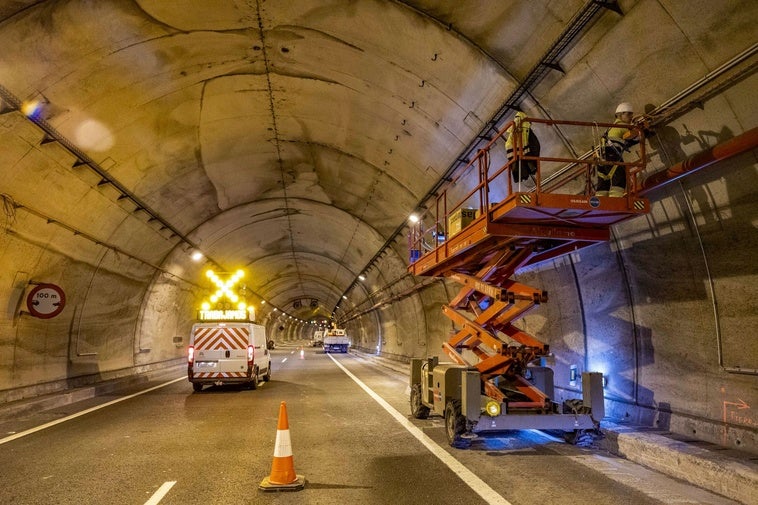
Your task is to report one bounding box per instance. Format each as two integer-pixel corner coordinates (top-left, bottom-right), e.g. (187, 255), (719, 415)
(408, 117), (650, 417)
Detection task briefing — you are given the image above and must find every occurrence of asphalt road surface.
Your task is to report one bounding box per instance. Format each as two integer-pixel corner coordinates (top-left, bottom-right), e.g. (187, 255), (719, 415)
(0, 344), (740, 505)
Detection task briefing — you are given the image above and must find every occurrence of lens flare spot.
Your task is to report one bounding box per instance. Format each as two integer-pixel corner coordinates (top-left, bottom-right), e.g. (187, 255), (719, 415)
(74, 119), (114, 151)
(21, 100), (45, 119)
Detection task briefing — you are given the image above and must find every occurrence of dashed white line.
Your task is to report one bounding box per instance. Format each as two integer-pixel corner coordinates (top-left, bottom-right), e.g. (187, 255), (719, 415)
(328, 354), (513, 505)
(144, 481), (176, 505)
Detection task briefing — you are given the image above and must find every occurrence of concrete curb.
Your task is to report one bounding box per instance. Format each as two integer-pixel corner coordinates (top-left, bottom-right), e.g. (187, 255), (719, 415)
(0, 362), (184, 421)
(602, 422), (758, 505)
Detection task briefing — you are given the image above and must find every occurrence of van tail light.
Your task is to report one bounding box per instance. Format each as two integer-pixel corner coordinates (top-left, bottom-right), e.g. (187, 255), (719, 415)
(247, 345), (254, 366)
(188, 346), (195, 365)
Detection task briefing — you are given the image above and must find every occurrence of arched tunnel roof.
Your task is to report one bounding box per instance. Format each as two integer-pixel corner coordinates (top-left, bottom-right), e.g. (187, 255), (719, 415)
(0, 0), (755, 322)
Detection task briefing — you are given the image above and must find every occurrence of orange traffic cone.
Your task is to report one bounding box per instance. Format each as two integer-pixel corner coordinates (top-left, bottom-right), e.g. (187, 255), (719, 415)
(259, 401), (305, 491)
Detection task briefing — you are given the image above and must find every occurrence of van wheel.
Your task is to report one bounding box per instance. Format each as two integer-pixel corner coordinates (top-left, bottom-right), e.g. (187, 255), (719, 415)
(263, 366), (271, 382)
(192, 383), (203, 392)
(249, 367), (259, 390)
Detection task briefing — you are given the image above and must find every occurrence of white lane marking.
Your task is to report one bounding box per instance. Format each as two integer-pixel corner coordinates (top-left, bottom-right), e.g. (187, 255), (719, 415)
(328, 354), (512, 505)
(144, 481), (176, 505)
(281, 357), (288, 363)
(0, 376), (186, 446)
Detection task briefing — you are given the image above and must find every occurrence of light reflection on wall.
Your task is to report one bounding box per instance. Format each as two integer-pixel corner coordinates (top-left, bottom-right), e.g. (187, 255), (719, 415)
(74, 118), (114, 151)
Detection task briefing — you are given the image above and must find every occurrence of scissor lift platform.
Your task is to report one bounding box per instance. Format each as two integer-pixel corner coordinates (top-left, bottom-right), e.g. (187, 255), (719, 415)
(407, 117), (651, 446)
(409, 191), (649, 278)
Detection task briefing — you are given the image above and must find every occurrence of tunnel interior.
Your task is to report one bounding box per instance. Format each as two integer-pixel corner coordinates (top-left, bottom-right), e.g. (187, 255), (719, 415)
(0, 0), (756, 454)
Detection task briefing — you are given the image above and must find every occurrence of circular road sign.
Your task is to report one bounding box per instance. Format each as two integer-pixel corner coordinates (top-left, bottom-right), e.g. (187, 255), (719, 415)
(26, 283), (66, 319)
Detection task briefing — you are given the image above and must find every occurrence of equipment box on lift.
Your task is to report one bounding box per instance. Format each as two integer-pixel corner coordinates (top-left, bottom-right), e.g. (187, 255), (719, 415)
(447, 207), (476, 237)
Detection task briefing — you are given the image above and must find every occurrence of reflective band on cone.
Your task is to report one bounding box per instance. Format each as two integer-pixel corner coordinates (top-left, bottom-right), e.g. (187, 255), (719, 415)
(259, 401), (305, 491)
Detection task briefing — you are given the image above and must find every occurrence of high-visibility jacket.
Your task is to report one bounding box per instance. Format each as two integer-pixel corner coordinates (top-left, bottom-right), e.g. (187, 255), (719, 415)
(598, 119), (639, 194)
(505, 112), (533, 158)
(605, 118), (639, 151)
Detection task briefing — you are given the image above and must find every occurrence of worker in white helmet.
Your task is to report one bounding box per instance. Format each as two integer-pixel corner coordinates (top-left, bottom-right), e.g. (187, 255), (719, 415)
(505, 112), (541, 183)
(597, 102), (641, 197)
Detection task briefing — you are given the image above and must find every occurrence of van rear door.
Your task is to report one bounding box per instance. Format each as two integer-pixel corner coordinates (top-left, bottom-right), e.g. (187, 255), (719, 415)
(192, 324), (250, 377)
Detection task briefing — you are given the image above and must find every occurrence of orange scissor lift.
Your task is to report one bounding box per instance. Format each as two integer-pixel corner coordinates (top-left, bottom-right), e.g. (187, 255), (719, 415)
(408, 117), (650, 447)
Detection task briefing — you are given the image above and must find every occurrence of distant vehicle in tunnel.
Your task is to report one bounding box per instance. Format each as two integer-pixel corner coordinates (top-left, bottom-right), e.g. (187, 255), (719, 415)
(323, 328), (349, 353)
(311, 330), (324, 347)
(187, 322), (272, 392)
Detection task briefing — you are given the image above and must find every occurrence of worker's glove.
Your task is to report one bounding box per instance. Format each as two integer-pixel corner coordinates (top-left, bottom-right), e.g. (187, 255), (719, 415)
(622, 130), (640, 142)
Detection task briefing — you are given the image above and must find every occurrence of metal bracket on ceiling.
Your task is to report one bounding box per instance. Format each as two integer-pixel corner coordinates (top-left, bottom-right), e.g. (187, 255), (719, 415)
(594, 1), (623, 16)
(40, 134), (57, 145)
(541, 61), (564, 74)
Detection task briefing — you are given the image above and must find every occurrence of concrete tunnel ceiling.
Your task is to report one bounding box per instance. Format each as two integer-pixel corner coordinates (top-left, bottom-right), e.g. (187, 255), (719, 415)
(0, 0), (756, 323)
(0, 0), (530, 318)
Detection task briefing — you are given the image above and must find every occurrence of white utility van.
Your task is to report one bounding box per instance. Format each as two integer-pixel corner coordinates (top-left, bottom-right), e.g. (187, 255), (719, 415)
(312, 330), (324, 347)
(323, 328), (349, 353)
(187, 322), (271, 392)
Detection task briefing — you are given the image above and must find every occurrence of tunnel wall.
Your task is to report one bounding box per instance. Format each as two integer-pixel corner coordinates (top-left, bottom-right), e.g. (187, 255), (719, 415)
(0, 226), (189, 402)
(342, 50), (758, 451)
(361, 142), (757, 454)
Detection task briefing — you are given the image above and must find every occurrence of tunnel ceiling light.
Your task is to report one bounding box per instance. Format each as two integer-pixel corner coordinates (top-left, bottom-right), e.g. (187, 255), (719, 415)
(358, 275), (366, 281)
(409, 213), (420, 223)
(191, 251), (204, 262)
(342, 295), (347, 300)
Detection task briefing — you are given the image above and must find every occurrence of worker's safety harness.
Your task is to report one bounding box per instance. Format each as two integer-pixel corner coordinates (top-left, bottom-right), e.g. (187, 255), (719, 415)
(596, 123), (629, 182)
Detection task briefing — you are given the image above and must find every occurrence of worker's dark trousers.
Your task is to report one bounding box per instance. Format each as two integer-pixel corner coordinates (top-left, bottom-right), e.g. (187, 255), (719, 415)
(597, 146), (625, 196)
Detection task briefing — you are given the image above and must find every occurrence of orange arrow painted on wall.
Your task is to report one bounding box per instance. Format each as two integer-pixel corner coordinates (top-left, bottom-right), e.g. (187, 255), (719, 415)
(723, 398), (750, 410)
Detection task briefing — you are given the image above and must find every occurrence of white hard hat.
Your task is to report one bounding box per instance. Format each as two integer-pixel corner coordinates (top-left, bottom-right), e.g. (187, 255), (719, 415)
(615, 102), (634, 114)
